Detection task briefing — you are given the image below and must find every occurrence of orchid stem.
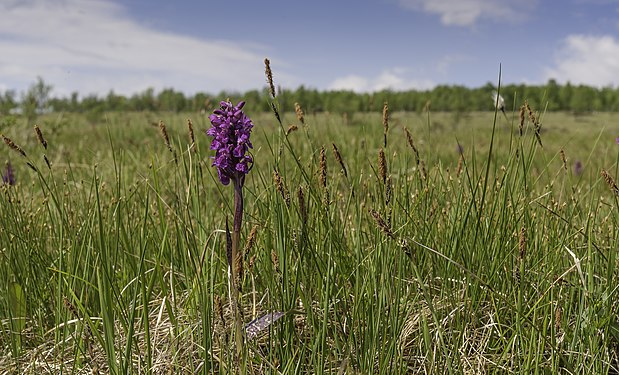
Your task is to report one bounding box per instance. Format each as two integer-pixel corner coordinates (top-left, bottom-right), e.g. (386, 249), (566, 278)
(231, 177), (244, 364)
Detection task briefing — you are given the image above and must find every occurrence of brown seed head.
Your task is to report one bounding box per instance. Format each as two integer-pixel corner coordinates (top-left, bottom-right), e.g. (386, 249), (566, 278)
(424, 100), (431, 112)
(2, 134), (27, 158)
(43, 154), (51, 170)
(234, 251), (243, 292)
(214, 295), (227, 329)
(534, 122), (543, 148)
(369, 208), (395, 240)
(560, 149), (567, 170)
(332, 143), (347, 177)
(286, 124), (298, 136)
(419, 160), (427, 181)
(404, 128), (420, 165)
(294, 102), (305, 125)
(319, 146), (327, 189)
(271, 249), (280, 274)
(385, 175), (392, 206)
(271, 102), (281, 124)
(555, 305), (562, 331)
(264, 58), (276, 98)
(159, 121), (172, 152)
(187, 118), (195, 150)
(273, 168), (283, 193)
(456, 154), (464, 178)
(601, 169), (619, 195)
(273, 168), (290, 206)
(248, 254), (257, 274)
(63, 296), (79, 319)
(34, 125), (47, 149)
(378, 148), (387, 184)
(518, 104), (526, 136)
(298, 186), (307, 225)
(518, 226), (526, 259)
(243, 225), (258, 258)
(382, 101), (389, 148)
(525, 100), (535, 124)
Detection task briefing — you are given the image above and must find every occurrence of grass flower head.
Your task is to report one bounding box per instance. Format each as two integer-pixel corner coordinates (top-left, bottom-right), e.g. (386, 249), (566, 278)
(207, 100), (254, 186)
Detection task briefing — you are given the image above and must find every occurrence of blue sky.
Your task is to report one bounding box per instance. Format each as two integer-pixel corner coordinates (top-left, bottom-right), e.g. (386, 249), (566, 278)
(1, 0), (619, 98)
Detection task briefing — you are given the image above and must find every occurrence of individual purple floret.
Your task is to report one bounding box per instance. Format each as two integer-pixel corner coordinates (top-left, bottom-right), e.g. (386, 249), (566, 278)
(207, 100), (254, 186)
(2, 161), (15, 186)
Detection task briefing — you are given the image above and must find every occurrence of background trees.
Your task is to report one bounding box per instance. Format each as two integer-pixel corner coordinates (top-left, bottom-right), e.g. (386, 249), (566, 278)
(2, 77), (619, 116)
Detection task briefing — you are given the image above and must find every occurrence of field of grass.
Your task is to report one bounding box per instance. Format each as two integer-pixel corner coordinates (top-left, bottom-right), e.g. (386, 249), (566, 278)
(1, 103), (618, 374)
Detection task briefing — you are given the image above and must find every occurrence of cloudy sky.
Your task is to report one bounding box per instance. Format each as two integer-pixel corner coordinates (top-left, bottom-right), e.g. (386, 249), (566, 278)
(1, 0), (619, 98)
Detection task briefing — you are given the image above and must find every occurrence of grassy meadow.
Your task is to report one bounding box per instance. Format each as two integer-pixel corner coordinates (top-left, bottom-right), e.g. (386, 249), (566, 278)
(0, 102), (618, 374)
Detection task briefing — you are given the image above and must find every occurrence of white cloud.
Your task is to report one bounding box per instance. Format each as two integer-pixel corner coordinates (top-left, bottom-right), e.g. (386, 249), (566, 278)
(328, 75), (369, 92)
(0, 0), (273, 96)
(544, 35), (619, 87)
(328, 69), (434, 92)
(398, 0), (536, 27)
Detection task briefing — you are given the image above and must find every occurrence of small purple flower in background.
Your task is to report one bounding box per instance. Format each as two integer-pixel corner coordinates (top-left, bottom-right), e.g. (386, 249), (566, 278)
(207, 100), (254, 186)
(616, 137), (619, 144)
(573, 160), (583, 176)
(2, 161), (15, 186)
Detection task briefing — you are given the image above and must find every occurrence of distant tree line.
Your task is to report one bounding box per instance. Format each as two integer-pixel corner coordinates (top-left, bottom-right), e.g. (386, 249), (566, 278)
(2, 77), (619, 119)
